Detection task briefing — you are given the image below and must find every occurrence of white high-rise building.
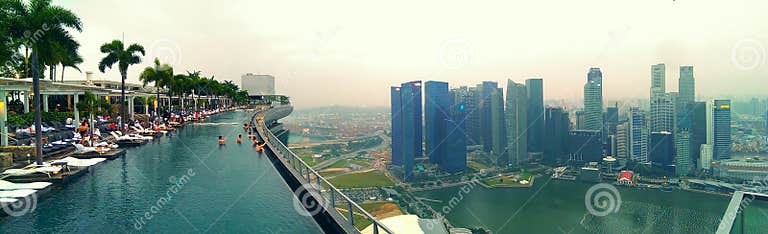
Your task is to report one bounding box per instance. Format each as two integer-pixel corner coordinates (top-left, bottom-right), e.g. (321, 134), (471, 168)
(651, 92), (675, 132)
(651, 63), (666, 97)
(700, 144), (713, 169)
(241, 73), (275, 96)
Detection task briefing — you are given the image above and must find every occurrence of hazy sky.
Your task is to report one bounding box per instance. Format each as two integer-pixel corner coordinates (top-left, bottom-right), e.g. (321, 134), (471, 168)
(57, 0), (767, 108)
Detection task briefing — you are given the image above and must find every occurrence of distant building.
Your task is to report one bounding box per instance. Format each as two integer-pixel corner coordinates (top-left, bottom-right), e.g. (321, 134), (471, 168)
(441, 96), (468, 173)
(651, 63), (666, 97)
(240, 73), (275, 96)
(713, 100), (731, 161)
(391, 81), (422, 180)
(650, 131), (674, 169)
(568, 130), (602, 162)
(505, 80), (526, 167)
(583, 68), (604, 131)
(675, 129), (692, 176)
(700, 144), (713, 170)
(678, 66), (695, 104)
(479, 81), (498, 152)
(452, 86), (481, 145)
(544, 107), (569, 163)
(526, 78), (544, 154)
(713, 158), (768, 183)
(690, 102), (707, 168)
(390, 86), (403, 167)
(651, 92), (675, 133)
(629, 108), (649, 163)
(616, 122), (629, 159)
(605, 104), (619, 136)
(491, 87), (507, 166)
(424, 81), (450, 164)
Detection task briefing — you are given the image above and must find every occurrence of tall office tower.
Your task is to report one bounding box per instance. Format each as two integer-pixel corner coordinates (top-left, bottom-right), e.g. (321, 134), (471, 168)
(505, 80), (527, 167)
(544, 107), (569, 163)
(479, 81), (498, 152)
(651, 92), (676, 132)
(399, 81), (422, 180)
(713, 100), (732, 161)
(706, 101), (714, 146)
(441, 95), (468, 173)
(679, 66), (695, 104)
(583, 68), (604, 131)
(765, 111), (768, 134)
(424, 81), (450, 164)
(675, 129), (692, 176)
(390, 87), (404, 167)
(526, 78), (544, 154)
(491, 87), (508, 166)
(616, 122), (629, 159)
(651, 63), (666, 97)
(700, 144), (713, 169)
(451, 86), (481, 145)
(690, 102), (707, 168)
(650, 131), (674, 168)
(629, 108), (649, 163)
(605, 104), (619, 136)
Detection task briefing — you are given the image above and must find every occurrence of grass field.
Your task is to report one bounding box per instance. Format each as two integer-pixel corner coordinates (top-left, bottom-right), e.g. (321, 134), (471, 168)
(328, 170), (394, 189)
(328, 158), (372, 169)
(483, 172), (534, 187)
(334, 202), (402, 230)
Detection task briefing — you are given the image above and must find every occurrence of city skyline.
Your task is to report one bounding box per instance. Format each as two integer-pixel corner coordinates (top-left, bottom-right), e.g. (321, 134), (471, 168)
(47, 0), (768, 108)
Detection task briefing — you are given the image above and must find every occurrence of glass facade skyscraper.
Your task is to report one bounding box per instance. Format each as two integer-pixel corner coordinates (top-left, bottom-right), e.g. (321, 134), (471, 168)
(544, 107), (569, 164)
(583, 68), (604, 131)
(491, 87), (507, 166)
(525, 78), (544, 154)
(713, 100), (731, 161)
(441, 95), (468, 173)
(629, 107), (649, 163)
(390, 86), (404, 167)
(394, 80), (422, 180)
(424, 81), (450, 164)
(505, 80), (526, 167)
(479, 81), (498, 152)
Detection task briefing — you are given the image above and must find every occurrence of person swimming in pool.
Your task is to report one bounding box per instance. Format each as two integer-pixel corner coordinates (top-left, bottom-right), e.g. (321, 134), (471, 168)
(237, 134), (242, 144)
(218, 135), (226, 145)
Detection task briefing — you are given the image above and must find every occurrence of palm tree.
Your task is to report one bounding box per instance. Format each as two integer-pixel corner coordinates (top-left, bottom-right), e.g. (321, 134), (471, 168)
(139, 58), (173, 116)
(59, 49), (83, 82)
(98, 39), (145, 123)
(6, 0), (82, 164)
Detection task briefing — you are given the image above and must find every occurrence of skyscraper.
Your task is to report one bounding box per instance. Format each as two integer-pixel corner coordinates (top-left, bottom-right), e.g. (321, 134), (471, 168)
(690, 102), (707, 169)
(651, 63), (666, 97)
(526, 78), (544, 154)
(544, 107), (569, 163)
(390, 86), (403, 167)
(629, 107), (649, 163)
(452, 86), (481, 145)
(505, 81), (527, 167)
(650, 131), (674, 169)
(425, 81), (450, 164)
(479, 81), (498, 152)
(678, 66), (695, 104)
(651, 92), (675, 132)
(567, 130), (602, 162)
(616, 122), (629, 159)
(398, 81), (422, 179)
(605, 104), (619, 136)
(583, 68), (604, 131)
(441, 91), (468, 173)
(675, 129), (692, 176)
(491, 87), (508, 166)
(713, 100), (731, 161)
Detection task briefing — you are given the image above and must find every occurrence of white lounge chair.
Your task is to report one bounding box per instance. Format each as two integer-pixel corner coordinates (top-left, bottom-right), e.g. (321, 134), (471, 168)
(0, 189), (37, 198)
(51, 157), (106, 167)
(0, 180), (51, 190)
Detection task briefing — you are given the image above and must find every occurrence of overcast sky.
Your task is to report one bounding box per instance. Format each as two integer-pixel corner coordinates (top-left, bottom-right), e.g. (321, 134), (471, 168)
(57, 0), (767, 108)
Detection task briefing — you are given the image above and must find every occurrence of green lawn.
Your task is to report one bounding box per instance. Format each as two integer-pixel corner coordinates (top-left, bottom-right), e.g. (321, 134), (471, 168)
(328, 158), (372, 169)
(328, 171), (394, 189)
(483, 172), (534, 187)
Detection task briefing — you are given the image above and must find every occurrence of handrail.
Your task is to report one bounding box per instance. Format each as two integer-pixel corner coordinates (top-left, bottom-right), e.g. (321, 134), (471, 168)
(252, 106), (395, 234)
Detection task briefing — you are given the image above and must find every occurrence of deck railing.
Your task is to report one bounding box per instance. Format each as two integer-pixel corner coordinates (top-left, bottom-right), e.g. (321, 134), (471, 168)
(717, 191), (768, 234)
(253, 106), (394, 234)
